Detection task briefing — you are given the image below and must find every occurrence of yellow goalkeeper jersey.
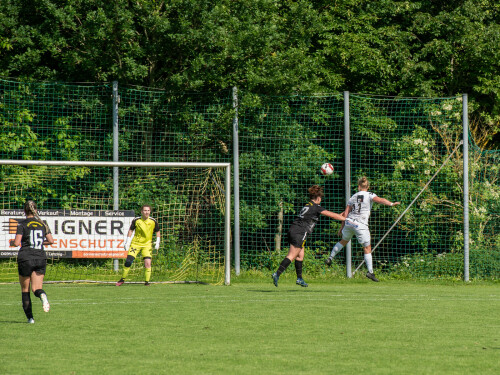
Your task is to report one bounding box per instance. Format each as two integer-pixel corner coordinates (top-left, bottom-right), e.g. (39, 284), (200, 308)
(129, 217), (159, 248)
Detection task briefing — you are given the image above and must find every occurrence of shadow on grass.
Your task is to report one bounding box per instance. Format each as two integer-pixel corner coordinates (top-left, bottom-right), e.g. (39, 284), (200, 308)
(246, 288), (323, 293)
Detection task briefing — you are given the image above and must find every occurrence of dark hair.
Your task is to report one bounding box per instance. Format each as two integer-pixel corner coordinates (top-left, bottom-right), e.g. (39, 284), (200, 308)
(308, 185), (324, 200)
(141, 204), (152, 211)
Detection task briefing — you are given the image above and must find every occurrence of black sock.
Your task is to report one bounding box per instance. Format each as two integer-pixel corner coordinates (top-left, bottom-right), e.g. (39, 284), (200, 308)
(34, 289), (46, 299)
(22, 292), (33, 320)
(295, 260), (303, 279)
(276, 258), (291, 276)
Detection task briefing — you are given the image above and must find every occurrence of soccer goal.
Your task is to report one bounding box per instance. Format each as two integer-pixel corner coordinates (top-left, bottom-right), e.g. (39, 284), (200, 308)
(0, 160), (231, 285)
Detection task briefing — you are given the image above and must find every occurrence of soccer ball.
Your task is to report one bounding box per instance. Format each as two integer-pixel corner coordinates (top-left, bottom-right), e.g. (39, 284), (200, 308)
(320, 163), (334, 176)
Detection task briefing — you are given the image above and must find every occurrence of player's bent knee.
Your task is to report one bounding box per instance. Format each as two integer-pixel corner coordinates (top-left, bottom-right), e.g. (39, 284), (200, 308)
(124, 255), (135, 268)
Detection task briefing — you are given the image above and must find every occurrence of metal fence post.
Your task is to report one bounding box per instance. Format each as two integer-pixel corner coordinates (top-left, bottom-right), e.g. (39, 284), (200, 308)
(344, 91), (352, 278)
(463, 94), (469, 282)
(233, 87), (240, 276)
(112, 81), (120, 272)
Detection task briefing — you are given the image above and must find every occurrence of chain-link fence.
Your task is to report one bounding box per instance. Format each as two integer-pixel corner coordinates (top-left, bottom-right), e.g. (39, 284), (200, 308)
(0, 78), (497, 280)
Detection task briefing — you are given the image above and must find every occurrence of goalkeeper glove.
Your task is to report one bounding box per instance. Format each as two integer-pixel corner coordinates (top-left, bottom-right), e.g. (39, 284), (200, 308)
(124, 237), (131, 251)
(155, 237), (160, 250)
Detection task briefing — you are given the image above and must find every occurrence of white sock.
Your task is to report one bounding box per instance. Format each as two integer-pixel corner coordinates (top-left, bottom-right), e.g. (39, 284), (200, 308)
(329, 242), (344, 259)
(364, 253), (373, 273)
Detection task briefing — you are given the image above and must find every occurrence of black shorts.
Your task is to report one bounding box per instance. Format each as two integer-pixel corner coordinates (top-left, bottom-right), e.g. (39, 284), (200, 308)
(287, 226), (309, 248)
(18, 259), (47, 277)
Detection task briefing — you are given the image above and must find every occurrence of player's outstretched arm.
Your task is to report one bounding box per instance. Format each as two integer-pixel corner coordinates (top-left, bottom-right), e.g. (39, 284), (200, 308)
(337, 205), (350, 235)
(321, 210), (346, 221)
(373, 196), (401, 207)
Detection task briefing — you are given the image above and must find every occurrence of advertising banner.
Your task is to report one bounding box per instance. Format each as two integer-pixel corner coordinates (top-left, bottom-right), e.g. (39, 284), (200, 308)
(1, 209), (136, 258)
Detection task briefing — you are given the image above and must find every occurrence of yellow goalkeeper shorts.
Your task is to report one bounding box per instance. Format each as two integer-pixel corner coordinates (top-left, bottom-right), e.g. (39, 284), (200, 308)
(127, 245), (152, 259)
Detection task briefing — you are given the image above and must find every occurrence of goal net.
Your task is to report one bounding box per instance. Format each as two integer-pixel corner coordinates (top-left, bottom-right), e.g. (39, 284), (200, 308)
(0, 160), (231, 285)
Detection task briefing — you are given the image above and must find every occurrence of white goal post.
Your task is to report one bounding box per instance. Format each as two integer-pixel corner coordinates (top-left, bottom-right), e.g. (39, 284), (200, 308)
(0, 159), (232, 285)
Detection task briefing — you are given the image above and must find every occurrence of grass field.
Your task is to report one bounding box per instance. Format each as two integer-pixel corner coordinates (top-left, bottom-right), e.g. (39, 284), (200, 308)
(0, 277), (498, 375)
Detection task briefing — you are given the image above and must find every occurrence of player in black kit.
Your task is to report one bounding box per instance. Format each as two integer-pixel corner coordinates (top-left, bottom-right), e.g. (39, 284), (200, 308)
(272, 185), (345, 287)
(10, 200), (54, 323)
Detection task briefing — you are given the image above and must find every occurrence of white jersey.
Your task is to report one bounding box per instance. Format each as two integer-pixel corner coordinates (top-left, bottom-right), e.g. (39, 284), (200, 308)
(346, 191), (377, 227)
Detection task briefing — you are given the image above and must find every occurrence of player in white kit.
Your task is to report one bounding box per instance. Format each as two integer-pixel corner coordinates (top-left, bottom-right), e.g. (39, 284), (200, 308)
(325, 177), (400, 282)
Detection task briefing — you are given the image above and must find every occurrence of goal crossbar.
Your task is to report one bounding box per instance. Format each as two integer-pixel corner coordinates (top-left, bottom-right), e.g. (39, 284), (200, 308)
(0, 160), (230, 169)
(0, 159), (232, 285)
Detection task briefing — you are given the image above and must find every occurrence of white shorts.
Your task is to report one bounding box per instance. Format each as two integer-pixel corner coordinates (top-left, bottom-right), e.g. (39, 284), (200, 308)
(342, 219), (371, 248)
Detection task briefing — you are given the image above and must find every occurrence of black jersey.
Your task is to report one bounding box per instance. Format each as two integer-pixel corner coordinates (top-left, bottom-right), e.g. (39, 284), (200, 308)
(16, 218), (51, 262)
(290, 201), (325, 233)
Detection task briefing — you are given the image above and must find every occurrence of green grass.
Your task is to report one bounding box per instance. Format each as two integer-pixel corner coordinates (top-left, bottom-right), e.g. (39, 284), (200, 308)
(0, 278), (498, 375)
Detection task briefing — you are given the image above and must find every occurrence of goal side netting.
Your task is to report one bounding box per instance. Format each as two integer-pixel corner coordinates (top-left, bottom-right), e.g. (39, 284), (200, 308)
(0, 160), (231, 285)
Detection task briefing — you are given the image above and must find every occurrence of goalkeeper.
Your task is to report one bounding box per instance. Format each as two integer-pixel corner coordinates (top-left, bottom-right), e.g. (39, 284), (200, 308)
(116, 205), (160, 286)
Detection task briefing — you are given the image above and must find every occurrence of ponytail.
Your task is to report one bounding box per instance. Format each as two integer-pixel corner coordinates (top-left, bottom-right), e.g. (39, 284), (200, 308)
(358, 177), (370, 190)
(24, 200), (49, 232)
